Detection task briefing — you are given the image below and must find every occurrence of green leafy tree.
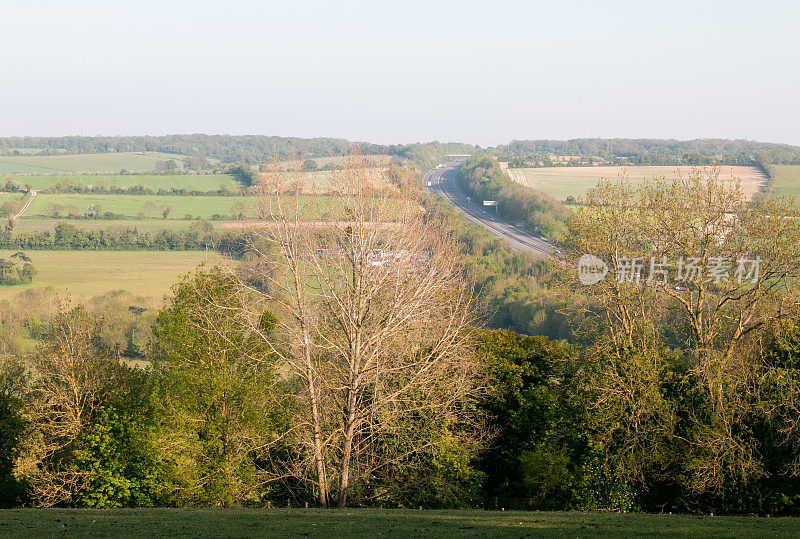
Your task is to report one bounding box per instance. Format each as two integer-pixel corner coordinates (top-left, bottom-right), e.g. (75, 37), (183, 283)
(0, 357), (28, 507)
(74, 404), (157, 508)
(475, 330), (585, 508)
(152, 267), (287, 506)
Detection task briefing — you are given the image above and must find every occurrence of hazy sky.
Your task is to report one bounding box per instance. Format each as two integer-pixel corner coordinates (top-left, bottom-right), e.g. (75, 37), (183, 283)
(2, 0), (798, 147)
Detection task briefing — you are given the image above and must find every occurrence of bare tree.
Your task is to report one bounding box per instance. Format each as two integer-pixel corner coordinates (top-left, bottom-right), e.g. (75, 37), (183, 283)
(15, 303), (106, 506)
(234, 153), (484, 507)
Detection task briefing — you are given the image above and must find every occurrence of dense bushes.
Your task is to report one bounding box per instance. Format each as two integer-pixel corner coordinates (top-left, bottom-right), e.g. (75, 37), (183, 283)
(456, 155), (570, 241)
(472, 326), (800, 515)
(226, 165), (259, 187)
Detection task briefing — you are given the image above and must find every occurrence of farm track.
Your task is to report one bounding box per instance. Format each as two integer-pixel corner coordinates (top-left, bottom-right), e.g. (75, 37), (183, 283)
(12, 190), (36, 219)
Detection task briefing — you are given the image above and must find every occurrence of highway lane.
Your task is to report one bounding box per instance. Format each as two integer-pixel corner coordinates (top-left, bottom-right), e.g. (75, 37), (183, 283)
(424, 161), (561, 259)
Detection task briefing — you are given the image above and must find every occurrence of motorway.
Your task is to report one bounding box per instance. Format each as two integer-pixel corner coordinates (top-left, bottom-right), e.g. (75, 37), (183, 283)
(424, 161), (560, 259)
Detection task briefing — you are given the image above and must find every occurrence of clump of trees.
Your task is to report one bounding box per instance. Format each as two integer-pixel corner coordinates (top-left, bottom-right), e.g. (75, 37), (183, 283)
(13, 306), (156, 507)
(227, 165), (259, 187)
(0, 252), (36, 286)
(236, 154), (487, 507)
(0, 222), (251, 252)
(0, 197), (22, 218)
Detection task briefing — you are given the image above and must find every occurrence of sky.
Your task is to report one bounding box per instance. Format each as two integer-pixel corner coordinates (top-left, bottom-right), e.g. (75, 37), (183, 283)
(1, 0), (798, 147)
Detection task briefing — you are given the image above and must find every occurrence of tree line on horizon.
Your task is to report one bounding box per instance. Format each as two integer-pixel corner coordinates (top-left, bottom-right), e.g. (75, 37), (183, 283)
(3, 135), (799, 171)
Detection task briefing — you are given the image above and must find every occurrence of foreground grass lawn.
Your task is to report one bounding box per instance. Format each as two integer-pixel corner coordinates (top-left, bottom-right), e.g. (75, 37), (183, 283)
(1, 508), (799, 538)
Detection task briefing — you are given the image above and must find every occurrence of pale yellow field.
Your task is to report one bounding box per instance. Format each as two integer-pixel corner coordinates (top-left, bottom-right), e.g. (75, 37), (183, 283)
(506, 166), (767, 202)
(0, 250), (226, 301)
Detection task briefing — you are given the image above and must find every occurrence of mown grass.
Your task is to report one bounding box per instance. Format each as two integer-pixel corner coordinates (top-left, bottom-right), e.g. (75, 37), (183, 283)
(0, 152), (191, 174)
(5, 173), (238, 192)
(0, 250), (223, 300)
(0, 508), (798, 538)
(772, 165), (800, 199)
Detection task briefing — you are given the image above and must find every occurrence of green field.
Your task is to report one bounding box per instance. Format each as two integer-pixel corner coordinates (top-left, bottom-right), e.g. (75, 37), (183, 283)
(0, 508), (797, 538)
(26, 193), (254, 219)
(0, 161), (58, 174)
(506, 165), (766, 202)
(0, 152), (193, 174)
(4, 173), (238, 192)
(24, 193), (340, 220)
(772, 165), (800, 199)
(0, 250), (223, 300)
